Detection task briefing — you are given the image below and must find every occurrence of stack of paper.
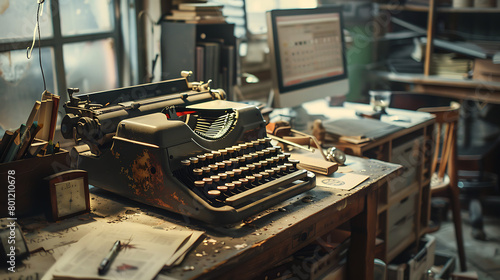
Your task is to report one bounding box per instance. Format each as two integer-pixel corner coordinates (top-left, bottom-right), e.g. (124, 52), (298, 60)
(430, 53), (472, 79)
(41, 222), (204, 280)
(322, 118), (403, 144)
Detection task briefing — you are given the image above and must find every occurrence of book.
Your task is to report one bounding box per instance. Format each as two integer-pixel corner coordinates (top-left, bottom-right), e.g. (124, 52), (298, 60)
(165, 14), (226, 23)
(198, 41), (221, 88)
(178, 3), (224, 11)
(14, 101), (42, 160)
(48, 95), (60, 143)
(37, 99), (53, 141)
(183, 17), (226, 24)
(38, 91), (54, 141)
(171, 9), (223, 17)
(195, 45), (205, 81)
(222, 44), (235, 99)
(26, 101), (41, 128)
(15, 122), (39, 160)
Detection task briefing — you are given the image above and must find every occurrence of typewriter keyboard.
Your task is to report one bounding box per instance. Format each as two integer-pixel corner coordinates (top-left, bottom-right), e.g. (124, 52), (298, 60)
(173, 137), (313, 208)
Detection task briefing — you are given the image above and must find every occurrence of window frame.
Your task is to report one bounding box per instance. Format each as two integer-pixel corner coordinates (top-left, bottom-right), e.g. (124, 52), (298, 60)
(0, 0), (124, 104)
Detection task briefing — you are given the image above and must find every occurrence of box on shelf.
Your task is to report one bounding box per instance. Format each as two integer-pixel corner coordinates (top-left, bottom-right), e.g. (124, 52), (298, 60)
(0, 148), (71, 217)
(473, 59), (500, 83)
(388, 235), (436, 280)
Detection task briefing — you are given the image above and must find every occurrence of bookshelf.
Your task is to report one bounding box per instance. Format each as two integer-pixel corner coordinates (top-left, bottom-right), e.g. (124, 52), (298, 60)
(373, 1), (500, 103)
(160, 22), (236, 99)
(377, 1), (500, 76)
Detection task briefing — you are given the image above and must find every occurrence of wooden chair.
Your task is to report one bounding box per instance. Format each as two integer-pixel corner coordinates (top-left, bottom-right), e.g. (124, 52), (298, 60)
(418, 102), (467, 272)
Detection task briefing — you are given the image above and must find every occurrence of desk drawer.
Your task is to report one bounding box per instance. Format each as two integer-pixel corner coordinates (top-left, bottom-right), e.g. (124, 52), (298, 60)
(388, 193), (417, 226)
(388, 193), (417, 251)
(388, 235), (436, 280)
(389, 137), (423, 197)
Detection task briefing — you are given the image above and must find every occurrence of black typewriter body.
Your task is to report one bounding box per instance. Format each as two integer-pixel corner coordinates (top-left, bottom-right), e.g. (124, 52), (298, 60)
(63, 76), (315, 224)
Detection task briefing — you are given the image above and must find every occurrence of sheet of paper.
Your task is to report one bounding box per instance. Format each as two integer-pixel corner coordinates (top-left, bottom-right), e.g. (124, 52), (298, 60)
(42, 222), (201, 280)
(315, 172), (369, 190)
(166, 230), (205, 267)
(26, 219), (108, 252)
(0, 251), (56, 279)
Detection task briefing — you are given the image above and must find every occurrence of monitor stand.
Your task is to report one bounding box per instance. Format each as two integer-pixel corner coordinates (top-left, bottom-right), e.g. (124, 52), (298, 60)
(269, 104), (329, 132)
(267, 89), (329, 131)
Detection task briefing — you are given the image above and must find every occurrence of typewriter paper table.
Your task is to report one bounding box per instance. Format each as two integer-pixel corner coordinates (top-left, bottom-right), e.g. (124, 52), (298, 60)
(20, 156), (400, 280)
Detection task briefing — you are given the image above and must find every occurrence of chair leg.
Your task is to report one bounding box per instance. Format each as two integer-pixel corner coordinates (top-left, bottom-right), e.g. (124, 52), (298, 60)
(450, 187), (467, 271)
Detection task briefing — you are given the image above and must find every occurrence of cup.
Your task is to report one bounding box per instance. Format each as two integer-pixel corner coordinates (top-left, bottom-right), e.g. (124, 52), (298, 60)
(369, 91), (392, 113)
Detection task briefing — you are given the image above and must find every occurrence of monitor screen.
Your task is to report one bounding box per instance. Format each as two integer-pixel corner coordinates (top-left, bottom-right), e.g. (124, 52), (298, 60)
(266, 7), (349, 108)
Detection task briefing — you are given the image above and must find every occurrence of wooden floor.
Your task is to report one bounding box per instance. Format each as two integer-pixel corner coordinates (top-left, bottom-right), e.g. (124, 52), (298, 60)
(429, 208), (500, 279)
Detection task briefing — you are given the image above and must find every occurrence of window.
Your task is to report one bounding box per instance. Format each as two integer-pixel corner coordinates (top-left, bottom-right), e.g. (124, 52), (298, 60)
(0, 0), (124, 134)
(245, 0), (317, 35)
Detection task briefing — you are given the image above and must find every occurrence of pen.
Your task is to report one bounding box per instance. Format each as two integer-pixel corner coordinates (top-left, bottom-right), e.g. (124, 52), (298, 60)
(98, 240), (121, 275)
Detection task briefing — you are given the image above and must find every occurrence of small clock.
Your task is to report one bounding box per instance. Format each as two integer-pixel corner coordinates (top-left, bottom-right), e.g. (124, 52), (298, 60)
(44, 170), (90, 221)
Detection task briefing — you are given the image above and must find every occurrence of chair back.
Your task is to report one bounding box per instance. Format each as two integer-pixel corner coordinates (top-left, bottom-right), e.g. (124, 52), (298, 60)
(418, 102), (461, 186)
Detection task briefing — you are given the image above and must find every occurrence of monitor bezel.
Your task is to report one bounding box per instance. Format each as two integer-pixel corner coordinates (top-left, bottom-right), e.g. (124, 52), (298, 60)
(266, 6), (349, 108)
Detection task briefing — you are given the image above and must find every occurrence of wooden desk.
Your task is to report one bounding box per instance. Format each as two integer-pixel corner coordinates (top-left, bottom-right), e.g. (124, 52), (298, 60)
(302, 101), (435, 263)
(12, 156), (400, 280)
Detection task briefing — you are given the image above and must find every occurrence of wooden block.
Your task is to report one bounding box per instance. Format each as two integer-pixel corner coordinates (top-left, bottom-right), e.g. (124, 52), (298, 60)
(452, 271), (479, 280)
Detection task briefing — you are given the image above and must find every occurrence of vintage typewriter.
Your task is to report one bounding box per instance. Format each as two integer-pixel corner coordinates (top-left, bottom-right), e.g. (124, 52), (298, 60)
(62, 73), (316, 224)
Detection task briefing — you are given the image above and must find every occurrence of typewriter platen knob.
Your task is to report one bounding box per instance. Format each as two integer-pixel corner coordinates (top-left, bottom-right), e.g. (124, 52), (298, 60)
(211, 89), (226, 100)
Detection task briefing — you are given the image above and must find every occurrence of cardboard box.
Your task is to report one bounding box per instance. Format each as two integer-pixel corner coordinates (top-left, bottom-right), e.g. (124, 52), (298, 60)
(473, 59), (500, 83)
(388, 235), (436, 280)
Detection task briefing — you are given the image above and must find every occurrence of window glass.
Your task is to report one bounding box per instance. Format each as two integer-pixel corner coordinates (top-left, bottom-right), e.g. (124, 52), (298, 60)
(63, 39), (117, 94)
(0, 48), (56, 133)
(59, 0), (114, 36)
(0, 0), (53, 41)
(245, 0), (317, 35)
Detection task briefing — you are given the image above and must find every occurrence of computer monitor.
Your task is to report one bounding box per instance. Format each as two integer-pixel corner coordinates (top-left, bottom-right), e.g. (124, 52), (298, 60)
(266, 6), (349, 109)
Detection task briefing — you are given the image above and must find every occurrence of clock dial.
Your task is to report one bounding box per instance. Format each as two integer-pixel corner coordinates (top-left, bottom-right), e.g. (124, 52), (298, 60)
(55, 177), (87, 217)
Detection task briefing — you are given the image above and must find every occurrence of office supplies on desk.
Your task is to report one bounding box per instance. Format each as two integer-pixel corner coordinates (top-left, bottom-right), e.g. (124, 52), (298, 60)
(62, 75), (316, 224)
(41, 222), (202, 280)
(98, 240), (121, 275)
(322, 118), (403, 144)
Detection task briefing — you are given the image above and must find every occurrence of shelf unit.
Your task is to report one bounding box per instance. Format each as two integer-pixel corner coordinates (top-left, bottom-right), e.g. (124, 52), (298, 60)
(330, 104), (435, 263)
(378, 4), (500, 13)
(377, 1), (500, 76)
(160, 22), (236, 99)
(374, 1), (500, 103)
